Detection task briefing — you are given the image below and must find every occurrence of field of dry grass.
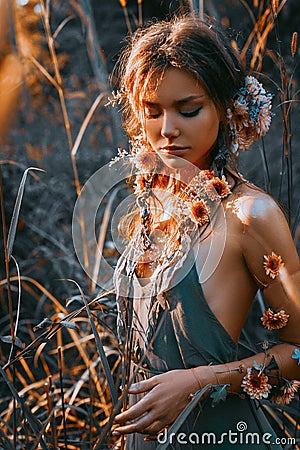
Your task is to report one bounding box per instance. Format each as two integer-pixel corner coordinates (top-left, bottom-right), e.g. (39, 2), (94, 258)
(0, 0), (299, 448)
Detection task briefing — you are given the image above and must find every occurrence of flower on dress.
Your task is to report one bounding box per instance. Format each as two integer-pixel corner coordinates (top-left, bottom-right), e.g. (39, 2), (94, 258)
(241, 367), (271, 400)
(190, 200), (210, 226)
(271, 380), (300, 405)
(261, 308), (289, 330)
(263, 252), (284, 279)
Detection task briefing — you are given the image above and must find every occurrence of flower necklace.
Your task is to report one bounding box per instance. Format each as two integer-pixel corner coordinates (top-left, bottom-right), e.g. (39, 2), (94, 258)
(130, 152), (232, 272)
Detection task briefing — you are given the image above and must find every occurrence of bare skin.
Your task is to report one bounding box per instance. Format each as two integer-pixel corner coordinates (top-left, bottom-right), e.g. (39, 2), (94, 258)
(113, 68), (300, 438)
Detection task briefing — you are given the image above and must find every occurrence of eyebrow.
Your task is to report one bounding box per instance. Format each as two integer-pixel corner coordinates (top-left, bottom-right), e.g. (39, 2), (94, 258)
(143, 95), (206, 106)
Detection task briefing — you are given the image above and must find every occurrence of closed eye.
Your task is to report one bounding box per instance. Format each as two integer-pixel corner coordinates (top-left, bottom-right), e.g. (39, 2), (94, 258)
(180, 107), (202, 118)
(145, 112), (161, 119)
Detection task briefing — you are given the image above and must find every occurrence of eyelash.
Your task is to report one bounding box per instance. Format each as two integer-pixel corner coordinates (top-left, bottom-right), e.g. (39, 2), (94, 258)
(145, 107), (202, 119)
(181, 107), (202, 118)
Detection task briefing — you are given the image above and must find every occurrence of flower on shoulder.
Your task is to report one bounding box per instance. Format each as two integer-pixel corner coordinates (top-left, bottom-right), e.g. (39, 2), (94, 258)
(261, 308), (289, 330)
(263, 252), (284, 279)
(210, 175), (231, 199)
(241, 367), (271, 400)
(190, 200), (210, 226)
(271, 380), (300, 405)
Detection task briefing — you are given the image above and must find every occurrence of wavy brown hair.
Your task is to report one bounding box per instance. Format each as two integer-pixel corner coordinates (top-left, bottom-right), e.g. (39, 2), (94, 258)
(116, 15), (246, 151)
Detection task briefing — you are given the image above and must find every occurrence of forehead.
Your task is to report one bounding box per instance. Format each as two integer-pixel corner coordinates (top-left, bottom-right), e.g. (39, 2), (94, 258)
(141, 67), (208, 103)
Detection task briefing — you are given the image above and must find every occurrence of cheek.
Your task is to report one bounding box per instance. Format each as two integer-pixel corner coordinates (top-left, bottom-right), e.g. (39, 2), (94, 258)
(144, 121), (160, 142)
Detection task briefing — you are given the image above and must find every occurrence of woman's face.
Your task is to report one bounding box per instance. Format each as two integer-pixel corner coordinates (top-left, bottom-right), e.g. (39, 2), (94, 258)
(141, 68), (220, 169)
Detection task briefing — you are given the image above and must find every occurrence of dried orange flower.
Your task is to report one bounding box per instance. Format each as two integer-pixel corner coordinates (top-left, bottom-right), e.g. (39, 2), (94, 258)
(190, 200), (210, 226)
(263, 252), (284, 279)
(135, 151), (156, 172)
(271, 380), (300, 405)
(242, 368), (271, 400)
(202, 169), (215, 180)
(261, 308), (289, 330)
(135, 174), (146, 192)
(211, 176), (231, 198)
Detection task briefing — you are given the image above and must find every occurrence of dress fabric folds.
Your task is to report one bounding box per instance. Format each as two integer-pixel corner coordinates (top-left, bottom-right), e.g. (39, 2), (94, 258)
(121, 264), (282, 449)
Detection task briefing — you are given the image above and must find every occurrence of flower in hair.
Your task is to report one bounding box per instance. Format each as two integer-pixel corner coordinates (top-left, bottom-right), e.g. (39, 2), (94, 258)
(190, 200), (210, 226)
(227, 76), (272, 153)
(261, 308), (289, 330)
(271, 380), (300, 405)
(242, 367), (271, 400)
(263, 252), (284, 279)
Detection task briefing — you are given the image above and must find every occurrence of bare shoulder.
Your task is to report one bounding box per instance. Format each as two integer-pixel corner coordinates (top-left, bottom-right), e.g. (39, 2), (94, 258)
(225, 181), (287, 230)
(225, 181), (299, 279)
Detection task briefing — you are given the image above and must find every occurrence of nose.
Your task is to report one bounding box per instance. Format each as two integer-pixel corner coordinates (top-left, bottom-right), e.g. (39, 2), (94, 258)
(161, 112), (180, 139)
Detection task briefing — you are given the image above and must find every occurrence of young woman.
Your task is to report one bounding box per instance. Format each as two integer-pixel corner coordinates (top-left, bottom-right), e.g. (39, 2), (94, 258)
(111, 15), (300, 449)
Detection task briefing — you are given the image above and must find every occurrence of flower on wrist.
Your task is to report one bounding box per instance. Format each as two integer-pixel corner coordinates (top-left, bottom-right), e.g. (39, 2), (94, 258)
(241, 367), (271, 400)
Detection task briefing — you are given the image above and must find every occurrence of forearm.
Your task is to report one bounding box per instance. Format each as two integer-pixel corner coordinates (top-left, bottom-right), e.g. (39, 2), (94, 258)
(190, 343), (300, 395)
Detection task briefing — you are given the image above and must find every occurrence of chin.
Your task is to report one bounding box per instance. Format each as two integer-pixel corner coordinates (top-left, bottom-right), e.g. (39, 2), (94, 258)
(157, 152), (191, 170)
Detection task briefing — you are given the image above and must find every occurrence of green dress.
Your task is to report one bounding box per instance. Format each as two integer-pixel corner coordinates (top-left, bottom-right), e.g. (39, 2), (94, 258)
(116, 260), (283, 449)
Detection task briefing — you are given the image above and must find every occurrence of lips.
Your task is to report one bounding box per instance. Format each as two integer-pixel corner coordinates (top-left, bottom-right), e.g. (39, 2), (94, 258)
(160, 146), (189, 155)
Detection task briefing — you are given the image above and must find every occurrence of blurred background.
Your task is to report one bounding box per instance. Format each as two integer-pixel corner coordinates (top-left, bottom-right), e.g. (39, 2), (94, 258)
(0, 1), (299, 448)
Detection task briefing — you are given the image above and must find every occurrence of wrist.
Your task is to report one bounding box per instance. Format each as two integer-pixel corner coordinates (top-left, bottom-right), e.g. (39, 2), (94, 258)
(189, 362), (248, 394)
(189, 365), (219, 391)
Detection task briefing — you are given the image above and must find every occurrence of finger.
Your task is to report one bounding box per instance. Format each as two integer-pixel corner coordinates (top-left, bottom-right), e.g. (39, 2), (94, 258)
(128, 377), (158, 394)
(144, 435), (157, 441)
(140, 420), (168, 436)
(113, 411), (157, 435)
(114, 397), (149, 423)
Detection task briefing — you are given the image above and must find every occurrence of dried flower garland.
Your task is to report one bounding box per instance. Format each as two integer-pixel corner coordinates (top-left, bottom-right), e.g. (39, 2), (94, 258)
(190, 200), (210, 226)
(261, 308), (289, 330)
(227, 76), (272, 153)
(263, 252), (284, 279)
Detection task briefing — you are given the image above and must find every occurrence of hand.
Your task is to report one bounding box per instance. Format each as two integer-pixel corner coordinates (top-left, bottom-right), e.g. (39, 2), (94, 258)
(113, 369), (198, 437)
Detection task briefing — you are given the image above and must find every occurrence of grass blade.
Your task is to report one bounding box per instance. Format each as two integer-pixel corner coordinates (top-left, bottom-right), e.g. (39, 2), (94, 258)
(0, 366), (48, 450)
(65, 279), (118, 406)
(7, 167), (45, 261)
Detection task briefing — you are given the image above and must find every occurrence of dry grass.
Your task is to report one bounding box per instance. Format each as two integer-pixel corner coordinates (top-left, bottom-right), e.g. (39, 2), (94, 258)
(0, 0), (299, 448)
